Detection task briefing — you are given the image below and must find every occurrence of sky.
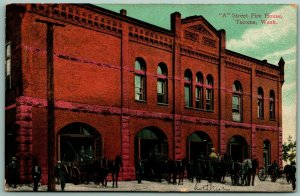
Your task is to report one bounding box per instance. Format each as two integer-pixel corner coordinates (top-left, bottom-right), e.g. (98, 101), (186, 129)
(99, 4), (297, 142)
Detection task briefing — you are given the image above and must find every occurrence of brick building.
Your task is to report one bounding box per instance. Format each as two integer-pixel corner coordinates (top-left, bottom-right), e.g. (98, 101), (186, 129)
(5, 4), (285, 183)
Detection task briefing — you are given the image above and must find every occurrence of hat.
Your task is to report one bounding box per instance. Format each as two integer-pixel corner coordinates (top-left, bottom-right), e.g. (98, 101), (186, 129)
(11, 157), (17, 161)
(58, 160), (61, 164)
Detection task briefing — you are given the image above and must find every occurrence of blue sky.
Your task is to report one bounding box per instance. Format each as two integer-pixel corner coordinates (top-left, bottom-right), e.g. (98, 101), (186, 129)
(99, 4), (297, 141)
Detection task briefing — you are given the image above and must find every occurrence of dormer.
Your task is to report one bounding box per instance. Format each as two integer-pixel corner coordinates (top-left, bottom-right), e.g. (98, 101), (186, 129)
(172, 13), (220, 55)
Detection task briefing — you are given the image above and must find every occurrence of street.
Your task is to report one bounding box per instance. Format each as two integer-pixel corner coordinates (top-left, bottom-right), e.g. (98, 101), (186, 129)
(5, 176), (294, 192)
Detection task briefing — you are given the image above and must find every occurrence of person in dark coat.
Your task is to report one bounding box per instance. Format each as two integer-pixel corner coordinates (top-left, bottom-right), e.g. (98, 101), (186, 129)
(32, 160), (42, 191)
(55, 161), (67, 191)
(290, 161), (296, 191)
(7, 157), (19, 188)
(136, 159), (144, 184)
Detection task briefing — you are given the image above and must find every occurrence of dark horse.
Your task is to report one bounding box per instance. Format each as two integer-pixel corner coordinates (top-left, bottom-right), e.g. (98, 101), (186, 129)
(250, 158), (259, 186)
(108, 155), (123, 188)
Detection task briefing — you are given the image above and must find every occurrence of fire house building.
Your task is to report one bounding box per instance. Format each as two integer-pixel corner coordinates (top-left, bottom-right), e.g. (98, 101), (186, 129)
(5, 4), (285, 183)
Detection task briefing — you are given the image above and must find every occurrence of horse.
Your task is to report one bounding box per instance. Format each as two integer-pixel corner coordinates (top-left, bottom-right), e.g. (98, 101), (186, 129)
(284, 163), (296, 190)
(241, 159), (252, 186)
(108, 155), (123, 188)
(250, 158), (259, 186)
(176, 159), (186, 185)
(230, 160), (242, 186)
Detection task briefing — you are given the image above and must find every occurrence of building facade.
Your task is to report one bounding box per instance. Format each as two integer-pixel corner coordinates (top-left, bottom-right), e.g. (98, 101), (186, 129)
(5, 4), (285, 183)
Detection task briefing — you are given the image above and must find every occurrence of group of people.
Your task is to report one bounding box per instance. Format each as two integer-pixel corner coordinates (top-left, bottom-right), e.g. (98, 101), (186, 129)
(6, 157), (67, 191)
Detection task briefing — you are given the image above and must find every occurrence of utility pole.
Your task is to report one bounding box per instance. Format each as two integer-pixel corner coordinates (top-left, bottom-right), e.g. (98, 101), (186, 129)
(36, 19), (64, 191)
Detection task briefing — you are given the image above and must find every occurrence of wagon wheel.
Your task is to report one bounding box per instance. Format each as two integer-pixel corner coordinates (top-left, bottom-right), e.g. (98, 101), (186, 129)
(258, 168), (268, 181)
(71, 167), (80, 185)
(60, 163), (69, 182)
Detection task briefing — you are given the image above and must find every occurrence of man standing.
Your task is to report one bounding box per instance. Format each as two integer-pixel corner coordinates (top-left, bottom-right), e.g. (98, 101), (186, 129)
(32, 160), (42, 191)
(55, 161), (67, 191)
(7, 157), (19, 188)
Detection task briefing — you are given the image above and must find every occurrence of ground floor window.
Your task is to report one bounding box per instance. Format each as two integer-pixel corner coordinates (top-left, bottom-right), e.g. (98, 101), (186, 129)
(227, 135), (249, 162)
(135, 127), (168, 161)
(58, 123), (102, 163)
(187, 131), (212, 160)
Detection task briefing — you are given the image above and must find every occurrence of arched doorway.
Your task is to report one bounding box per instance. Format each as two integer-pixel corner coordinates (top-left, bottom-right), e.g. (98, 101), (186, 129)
(187, 131), (212, 160)
(263, 140), (271, 166)
(228, 135), (249, 162)
(58, 122), (102, 162)
(135, 127), (168, 161)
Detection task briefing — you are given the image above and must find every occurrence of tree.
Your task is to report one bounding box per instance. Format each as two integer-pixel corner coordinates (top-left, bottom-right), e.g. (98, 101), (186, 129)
(282, 136), (296, 164)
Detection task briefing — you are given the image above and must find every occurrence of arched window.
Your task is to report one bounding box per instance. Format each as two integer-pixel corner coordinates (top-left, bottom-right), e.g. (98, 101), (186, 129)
(5, 42), (11, 90)
(157, 63), (168, 104)
(195, 72), (204, 109)
(206, 75), (214, 111)
(258, 87), (264, 118)
(184, 69), (192, 107)
(135, 58), (146, 101)
(263, 140), (271, 166)
(232, 81), (243, 122)
(270, 90), (275, 120)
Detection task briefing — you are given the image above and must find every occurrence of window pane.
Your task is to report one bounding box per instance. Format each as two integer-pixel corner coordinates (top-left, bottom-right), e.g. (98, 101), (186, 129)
(157, 81), (164, 94)
(6, 44), (11, 57)
(135, 60), (141, 70)
(135, 75), (141, 88)
(6, 59), (11, 76)
(185, 86), (191, 107)
(157, 66), (162, 75)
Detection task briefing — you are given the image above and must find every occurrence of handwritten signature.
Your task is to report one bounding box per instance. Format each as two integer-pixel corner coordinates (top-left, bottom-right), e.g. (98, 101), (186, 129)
(194, 182), (230, 191)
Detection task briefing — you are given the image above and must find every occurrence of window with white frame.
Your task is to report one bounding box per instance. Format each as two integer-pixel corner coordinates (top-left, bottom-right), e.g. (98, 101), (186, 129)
(232, 81), (243, 122)
(195, 72), (204, 109)
(135, 58), (146, 101)
(5, 42), (12, 90)
(157, 63), (168, 104)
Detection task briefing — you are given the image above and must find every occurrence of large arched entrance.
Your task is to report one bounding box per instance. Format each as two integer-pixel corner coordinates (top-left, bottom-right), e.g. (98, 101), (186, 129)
(187, 131), (212, 160)
(58, 122), (102, 162)
(263, 140), (271, 166)
(135, 127), (168, 161)
(228, 135), (249, 162)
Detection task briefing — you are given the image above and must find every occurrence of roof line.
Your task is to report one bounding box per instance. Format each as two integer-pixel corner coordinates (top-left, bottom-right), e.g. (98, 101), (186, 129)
(225, 49), (279, 70)
(77, 4), (174, 36)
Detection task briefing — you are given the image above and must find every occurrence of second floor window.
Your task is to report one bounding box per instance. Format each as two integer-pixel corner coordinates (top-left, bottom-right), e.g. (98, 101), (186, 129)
(258, 87), (264, 119)
(157, 63), (168, 104)
(5, 42), (11, 90)
(232, 81), (243, 122)
(184, 69), (192, 107)
(206, 75), (214, 111)
(195, 72), (204, 109)
(135, 58), (146, 101)
(270, 90), (275, 120)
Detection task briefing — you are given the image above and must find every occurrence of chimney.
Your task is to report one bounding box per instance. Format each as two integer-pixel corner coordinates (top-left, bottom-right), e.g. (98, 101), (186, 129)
(262, 59), (268, 63)
(278, 57), (285, 84)
(120, 9), (127, 16)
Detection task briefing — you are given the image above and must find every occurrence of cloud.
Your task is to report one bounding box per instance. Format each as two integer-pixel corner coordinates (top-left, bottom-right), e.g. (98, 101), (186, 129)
(282, 82), (296, 93)
(261, 46), (296, 62)
(227, 5), (296, 51)
(282, 104), (297, 142)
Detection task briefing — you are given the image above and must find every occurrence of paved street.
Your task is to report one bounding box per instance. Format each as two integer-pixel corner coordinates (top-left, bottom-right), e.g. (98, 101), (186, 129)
(5, 176), (294, 192)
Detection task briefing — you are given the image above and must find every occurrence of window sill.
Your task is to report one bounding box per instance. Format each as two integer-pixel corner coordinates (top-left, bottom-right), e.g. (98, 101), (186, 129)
(135, 99), (147, 104)
(258, 117), (264, 120)
(269, 118), (276, 121)
(185, 107), (214, 113)
(157, 103), (168, 106)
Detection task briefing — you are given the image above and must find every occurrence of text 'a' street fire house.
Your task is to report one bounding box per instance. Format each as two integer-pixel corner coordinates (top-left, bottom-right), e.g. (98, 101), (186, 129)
(5, 4), (285, 183)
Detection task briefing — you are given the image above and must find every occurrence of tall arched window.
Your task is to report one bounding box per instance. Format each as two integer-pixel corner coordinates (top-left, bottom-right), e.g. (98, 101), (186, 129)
(195, 72), (204, 109)
(5, 42), (11, 90)
(258, 87), (264, 118)
(270, 90), (275, 120)
(232, 81), (243, 122)
(206, 75), (214, 111)
(157, 63), (168, 104)
(135, 58), (146, 101)
(184, 69), (192, 107)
